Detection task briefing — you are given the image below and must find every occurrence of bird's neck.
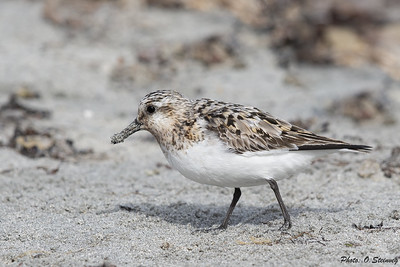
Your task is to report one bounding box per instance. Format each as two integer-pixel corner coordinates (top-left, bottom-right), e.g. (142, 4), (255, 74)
(152, 117), (205, 152)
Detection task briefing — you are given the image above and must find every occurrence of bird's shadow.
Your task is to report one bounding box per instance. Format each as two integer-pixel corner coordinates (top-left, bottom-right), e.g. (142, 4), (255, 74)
(99, 201), (345, 229)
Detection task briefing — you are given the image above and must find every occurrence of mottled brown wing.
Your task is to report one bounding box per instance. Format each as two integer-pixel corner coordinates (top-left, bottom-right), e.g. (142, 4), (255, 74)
(194, 98), (369, 154)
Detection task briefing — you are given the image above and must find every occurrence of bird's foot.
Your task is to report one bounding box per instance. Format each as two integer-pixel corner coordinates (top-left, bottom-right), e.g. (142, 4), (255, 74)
(278, 219), (292, 231)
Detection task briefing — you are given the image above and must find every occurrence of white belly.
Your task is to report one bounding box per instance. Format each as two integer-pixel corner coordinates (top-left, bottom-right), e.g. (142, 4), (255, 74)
(160, 138), (328, 188)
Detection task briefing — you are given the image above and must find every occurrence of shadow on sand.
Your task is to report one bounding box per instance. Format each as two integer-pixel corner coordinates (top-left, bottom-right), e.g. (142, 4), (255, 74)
(98, 201), (345, 229)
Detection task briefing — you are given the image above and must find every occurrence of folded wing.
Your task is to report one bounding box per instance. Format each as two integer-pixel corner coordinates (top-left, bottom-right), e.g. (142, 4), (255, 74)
(195, 99), (371, 154)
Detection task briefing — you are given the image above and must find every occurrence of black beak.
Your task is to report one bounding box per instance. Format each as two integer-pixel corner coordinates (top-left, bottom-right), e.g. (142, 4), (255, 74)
(111, 118), (141, 144)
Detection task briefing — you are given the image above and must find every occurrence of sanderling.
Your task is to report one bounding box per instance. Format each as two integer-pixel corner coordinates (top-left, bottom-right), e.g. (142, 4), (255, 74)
(111, 90), (371, 230)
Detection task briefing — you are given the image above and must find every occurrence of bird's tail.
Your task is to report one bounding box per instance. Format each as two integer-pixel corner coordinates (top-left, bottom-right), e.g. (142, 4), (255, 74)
(298, 144), (372, 152)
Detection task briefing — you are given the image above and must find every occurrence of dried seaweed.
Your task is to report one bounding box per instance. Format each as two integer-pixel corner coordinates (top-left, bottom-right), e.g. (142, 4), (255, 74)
(380, 146), (400, 178)
(7, 125), (92, 159)
(0, 94), (50, 121)
(328, 91), (394, 124)
(0, 91), (92, 160)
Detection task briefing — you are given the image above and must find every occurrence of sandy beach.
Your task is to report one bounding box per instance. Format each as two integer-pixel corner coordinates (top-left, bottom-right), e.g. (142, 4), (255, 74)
(1, 1), (399, 266)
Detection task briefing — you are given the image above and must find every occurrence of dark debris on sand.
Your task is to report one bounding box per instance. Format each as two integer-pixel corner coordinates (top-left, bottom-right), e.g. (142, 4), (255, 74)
(0, 92), (50, 121)
(0, 90), (92, 160)
(328, 90), (395, 124)
(145, 0), (400, 78)
(109, 34), (244, 90)
(380, 147), (400, 178)
(7, 125), (92, 160)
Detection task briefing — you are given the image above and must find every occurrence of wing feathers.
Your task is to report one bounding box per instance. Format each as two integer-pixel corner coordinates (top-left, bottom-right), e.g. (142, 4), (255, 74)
(194, 99), (371, 154)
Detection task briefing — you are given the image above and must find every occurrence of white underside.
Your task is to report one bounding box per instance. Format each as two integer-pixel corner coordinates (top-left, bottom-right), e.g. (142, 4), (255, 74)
(160, 137), (341, 188)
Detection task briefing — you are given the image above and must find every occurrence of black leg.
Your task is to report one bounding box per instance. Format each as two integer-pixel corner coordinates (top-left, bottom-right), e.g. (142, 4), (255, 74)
(267, 179), (292, 230)
(219, 188), (241, 229)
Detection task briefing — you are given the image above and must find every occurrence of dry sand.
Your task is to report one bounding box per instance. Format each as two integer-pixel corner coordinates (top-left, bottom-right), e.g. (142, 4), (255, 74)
(0, 1), (399, 266)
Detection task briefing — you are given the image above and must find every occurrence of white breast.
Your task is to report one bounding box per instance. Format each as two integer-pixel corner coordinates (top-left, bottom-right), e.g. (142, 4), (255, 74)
(160, 137), (330, 188)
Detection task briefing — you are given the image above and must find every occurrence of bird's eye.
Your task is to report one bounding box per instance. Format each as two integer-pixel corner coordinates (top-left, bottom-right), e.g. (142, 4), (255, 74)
(146, 105), (156, 114)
